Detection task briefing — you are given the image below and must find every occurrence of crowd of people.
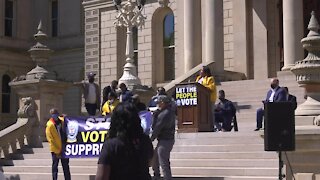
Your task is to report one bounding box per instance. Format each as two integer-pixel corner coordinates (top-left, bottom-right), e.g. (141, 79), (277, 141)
(46, 67), (299, 180)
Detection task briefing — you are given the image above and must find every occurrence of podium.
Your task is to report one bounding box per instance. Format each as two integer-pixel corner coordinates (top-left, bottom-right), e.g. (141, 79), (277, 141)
(175, 82), (213, 132)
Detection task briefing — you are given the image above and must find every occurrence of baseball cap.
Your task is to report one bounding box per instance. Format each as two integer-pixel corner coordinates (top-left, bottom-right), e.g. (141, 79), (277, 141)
(157, 95), (171, 104)
(87, 72), (96, 78)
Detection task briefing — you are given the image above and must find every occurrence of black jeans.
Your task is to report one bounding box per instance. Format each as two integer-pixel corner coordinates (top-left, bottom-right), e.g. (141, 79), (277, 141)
(51, 152), (71, 180)
(85, 103), (97, 116)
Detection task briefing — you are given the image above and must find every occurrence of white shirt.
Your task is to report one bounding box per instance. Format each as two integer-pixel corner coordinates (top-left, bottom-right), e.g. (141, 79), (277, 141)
(86, 83), (97, 104)
(268, 88), (276, 102)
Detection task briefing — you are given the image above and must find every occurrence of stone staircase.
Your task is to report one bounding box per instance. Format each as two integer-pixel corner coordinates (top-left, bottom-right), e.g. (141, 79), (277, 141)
(0, 72), (305, 180)
(1, 132), (279, 180)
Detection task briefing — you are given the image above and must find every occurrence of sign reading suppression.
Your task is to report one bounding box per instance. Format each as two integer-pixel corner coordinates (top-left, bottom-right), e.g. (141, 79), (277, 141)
(175, 85), (197, 106)
(63, 110), (152, 158)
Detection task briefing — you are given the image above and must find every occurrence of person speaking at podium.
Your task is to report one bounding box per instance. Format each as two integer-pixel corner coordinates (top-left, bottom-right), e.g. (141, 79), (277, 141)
(195, 66), (217, 131)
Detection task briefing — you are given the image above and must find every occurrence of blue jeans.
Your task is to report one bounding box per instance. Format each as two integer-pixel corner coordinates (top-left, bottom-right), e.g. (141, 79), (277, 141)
(51, 153), (71, 180)
(152, 139), (175, 180)
(85, 103), (97, 116)
(256, 107), (264, 129)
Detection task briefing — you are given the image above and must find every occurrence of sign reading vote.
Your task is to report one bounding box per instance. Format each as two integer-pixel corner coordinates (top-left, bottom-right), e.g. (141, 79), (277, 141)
(64, 110), (152, 158)
(175, 85), (197, 106)
(64, 116), (110, 158)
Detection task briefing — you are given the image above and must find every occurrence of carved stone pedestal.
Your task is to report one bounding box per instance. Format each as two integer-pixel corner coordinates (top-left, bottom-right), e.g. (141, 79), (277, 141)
(10, 79), (71, 142)
(283, 127), (320, 180)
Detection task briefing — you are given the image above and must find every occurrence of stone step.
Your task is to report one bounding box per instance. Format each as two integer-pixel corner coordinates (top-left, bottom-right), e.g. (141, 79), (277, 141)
(6, 150), (277, 162)
(171, 151), (277, 159)
(171, 159), (278, 167)
(3, 166), (278, 178)
(4, 173), (95, 180)
(171, 167), (278, 177)
(172, 144), (265, 152)
(3, 173), (277, 180)
(2, 158), (278, 168)
(2, 165), (97, 174)
(174, 137), (263, 145)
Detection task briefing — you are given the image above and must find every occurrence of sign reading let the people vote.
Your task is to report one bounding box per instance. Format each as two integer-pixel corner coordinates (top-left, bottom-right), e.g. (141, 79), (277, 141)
(175, 84), (197, 106)
(64, 110), (152, 158)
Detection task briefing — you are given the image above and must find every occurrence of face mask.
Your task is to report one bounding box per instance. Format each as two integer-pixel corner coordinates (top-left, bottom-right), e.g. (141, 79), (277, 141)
(51, 114), (59, 122)
(270, 84), (276, 89)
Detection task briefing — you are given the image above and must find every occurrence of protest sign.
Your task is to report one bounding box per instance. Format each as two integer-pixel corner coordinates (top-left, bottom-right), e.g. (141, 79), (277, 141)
(64, 111), (152, 158)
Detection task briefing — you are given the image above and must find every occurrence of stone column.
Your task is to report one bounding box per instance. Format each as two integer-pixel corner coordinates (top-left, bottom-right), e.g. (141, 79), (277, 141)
(252, 0), (268, 79)
(233, 0), (249, 77)
(202, 0), (224, 74)
(0, 0), (4, 36)
(282, 0), (304, 71)
(184, 0), (199, 72)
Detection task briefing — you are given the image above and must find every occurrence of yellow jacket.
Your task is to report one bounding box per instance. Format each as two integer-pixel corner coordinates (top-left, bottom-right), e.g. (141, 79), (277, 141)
(45, 117), (64, 154)
(196, 75), (217, 103)
(102, 99), (120, 116)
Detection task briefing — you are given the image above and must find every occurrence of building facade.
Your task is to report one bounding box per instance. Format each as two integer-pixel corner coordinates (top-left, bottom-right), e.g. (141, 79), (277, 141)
(83, 0), (320, 89)
(0, 0), (84, 128)
(0, 0), (320, 124)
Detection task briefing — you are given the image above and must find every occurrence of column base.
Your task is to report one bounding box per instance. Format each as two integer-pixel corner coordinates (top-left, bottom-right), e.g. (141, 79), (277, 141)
(281, 64), (295, 71)
(295, 97), (320, 116)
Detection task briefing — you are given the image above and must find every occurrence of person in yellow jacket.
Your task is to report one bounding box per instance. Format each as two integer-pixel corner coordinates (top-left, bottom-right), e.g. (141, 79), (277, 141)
(102, 91), (120, 116)
(46, 108), (71, 180)
(196, 66), (217, 131)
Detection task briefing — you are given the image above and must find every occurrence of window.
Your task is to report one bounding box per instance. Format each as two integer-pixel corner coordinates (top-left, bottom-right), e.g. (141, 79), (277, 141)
(51, 0), (58, 37)
(163, 12), (175, 81)
(4, 0), (13, 37)
(2, 75), (11, 113)
(133, 26), (138, 75)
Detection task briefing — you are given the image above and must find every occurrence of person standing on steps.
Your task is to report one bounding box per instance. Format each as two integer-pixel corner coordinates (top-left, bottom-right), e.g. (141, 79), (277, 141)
(151, 95), (175, 180)
(74, 72), (101, 116)
(46, 108), (71, 180)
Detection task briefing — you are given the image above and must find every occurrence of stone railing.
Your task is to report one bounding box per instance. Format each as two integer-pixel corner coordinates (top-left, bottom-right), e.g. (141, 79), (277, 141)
(0, 97), (37, 159)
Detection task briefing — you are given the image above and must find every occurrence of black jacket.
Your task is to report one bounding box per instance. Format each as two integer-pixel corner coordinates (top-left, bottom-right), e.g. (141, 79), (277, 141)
(151, 106), (175, 141)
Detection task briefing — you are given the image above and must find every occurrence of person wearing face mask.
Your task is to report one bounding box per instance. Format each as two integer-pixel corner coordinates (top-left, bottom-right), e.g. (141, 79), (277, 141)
(151, 95), (175, 180)
(254, 78), (287, 131)
(74, 72), (101, 116)
(148, 87), (167, 109)
(101, 91), (120, 116)
(46, 108), (71, 180)
(215, 90), (236, 132)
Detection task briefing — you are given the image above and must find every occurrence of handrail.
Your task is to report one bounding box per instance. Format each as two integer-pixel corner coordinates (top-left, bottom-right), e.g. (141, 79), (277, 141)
(0, 97), (36, 159)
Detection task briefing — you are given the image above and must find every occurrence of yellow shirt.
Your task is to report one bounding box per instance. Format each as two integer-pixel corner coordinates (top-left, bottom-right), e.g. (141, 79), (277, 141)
(196, 75), (217, 103)
(102, 99), (120, 116)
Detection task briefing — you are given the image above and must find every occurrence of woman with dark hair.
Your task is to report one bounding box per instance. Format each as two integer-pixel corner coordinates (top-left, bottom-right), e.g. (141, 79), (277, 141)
(95, 103), (154, 180)
(196, 66), (217, 131)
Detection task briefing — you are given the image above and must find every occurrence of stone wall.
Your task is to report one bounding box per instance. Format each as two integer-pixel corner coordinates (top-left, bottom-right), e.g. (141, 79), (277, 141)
(100, 8), (119, 89)
(48, 50), (84, 116)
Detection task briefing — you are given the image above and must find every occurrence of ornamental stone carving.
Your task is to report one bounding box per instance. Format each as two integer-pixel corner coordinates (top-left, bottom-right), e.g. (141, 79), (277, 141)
(17, 97), (35, 118)
(291, 11), (320, 116)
